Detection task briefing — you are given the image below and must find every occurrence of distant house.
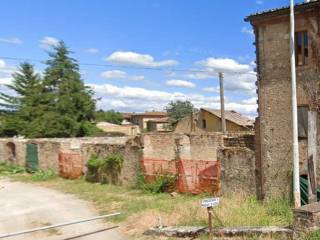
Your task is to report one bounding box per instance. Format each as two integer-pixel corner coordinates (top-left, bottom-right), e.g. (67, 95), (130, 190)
(121, 112), (134, 125)
(175, 108), (254, 133)
(96, 122), (140, 136)
(146, 117), (172, 132)
(130, 111), (168, 130)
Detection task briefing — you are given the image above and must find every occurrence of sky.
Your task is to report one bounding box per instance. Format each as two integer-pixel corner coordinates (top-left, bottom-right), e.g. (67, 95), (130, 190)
(0, 0), (306, 117)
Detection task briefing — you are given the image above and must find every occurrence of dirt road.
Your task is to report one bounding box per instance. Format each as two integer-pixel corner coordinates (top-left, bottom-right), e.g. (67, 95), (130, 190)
(0, 179), (125, 240)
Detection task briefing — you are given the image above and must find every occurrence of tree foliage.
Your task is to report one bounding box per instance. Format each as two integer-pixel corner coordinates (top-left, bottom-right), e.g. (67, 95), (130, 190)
(0, 42), (97, 138)
(95, 109), (123, 124)
(165, 100), (195, 121)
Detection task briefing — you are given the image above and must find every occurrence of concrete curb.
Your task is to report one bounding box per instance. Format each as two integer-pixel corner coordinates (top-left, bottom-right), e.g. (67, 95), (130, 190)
(144, 226), (293, 239)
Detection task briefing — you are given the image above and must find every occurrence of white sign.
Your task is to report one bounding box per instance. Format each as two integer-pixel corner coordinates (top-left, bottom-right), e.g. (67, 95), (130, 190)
(201, 198), (220, 208)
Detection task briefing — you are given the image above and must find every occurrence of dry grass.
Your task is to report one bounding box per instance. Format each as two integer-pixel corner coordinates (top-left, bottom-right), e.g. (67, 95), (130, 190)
(5, 173), (293, 239)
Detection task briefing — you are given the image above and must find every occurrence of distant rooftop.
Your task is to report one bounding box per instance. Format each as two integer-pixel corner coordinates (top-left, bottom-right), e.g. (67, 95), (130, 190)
(245, 0), (319, 22)
(201, 108), (254, 127)
(132, 111), (168, 117)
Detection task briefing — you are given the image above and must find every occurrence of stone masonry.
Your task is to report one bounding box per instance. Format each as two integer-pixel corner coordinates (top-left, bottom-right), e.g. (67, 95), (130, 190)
(246, 1), (320, 200)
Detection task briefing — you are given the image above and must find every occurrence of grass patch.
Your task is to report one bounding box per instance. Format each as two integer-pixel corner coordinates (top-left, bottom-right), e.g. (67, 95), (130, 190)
(0, 162), (25, 175)
(0, 165), (293, 237)
(305, 229), (320, 240)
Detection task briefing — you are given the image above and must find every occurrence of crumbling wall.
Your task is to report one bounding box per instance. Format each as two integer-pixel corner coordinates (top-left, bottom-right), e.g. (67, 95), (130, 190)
(0, 139), (27, 166)
(80, 137), (141, 186)
(141, 133), (225, 194)
(218, 134), (256, 196)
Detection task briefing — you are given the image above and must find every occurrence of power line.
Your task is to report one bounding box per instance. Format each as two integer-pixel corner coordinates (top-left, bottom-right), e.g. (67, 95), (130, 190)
(0, 56), (258, 76)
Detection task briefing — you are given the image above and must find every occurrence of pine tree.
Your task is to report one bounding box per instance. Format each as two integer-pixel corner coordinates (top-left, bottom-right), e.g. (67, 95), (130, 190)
(39, 41), (96, 137)
(0, 63), (43, 136)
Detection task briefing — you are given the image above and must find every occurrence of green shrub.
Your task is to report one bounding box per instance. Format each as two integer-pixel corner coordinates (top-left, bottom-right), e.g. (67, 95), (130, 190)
(85, 155), (104, 182)
(79, 122), (103, 137)
(85, 154), (124, 184)
(0, 162), (25, 175)
(138, 172), (177, 194)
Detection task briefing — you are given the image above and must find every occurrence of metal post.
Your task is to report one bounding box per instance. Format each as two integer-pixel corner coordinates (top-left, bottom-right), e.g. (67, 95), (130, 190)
(290, 0), (301, 208)
(219, 72), (226, 134)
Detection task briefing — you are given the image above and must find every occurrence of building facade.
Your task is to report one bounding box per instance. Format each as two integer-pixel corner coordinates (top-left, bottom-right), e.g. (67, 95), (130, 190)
(246, 1), (320, 200)
(130, 111), (168, 130)
(174, 108), (254, 133)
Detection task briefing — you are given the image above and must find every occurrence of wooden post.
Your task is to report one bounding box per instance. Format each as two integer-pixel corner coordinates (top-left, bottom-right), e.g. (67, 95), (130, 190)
(207, 207), (213, 240)
(308, 110), (317, 203)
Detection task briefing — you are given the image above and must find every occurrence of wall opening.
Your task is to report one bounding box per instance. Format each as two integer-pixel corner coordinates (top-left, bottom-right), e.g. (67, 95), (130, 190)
(6, 142), (16, 162)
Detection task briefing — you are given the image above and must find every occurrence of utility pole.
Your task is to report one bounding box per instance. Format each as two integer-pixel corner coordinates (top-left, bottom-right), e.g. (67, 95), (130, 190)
(290, 0), (301, 208)
(219, 72), (226, 134)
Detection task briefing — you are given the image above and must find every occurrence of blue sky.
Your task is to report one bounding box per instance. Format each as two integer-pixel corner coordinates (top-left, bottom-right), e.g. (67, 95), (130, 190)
(0, 0), (305, 117)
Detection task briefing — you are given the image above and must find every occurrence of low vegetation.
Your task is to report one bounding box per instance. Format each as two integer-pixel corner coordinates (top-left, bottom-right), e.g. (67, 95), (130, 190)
(85, 154), (124, 184)
(136, 170), (177, 193)
(0, 163), (293, 239)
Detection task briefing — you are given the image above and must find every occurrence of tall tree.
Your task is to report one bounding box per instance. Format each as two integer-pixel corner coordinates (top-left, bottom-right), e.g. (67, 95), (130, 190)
(39, 41), (96, 137)
(165, 100), (195, 122)
(0, 62), (43, 136)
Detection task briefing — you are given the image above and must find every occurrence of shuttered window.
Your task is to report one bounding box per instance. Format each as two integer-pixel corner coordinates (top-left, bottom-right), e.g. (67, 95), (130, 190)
(298, 106), (308, 139)
(295, 31), (308, 66)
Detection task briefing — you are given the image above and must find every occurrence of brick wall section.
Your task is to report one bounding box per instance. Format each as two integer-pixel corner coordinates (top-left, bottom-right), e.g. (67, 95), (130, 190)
(223, 133), (255, 150)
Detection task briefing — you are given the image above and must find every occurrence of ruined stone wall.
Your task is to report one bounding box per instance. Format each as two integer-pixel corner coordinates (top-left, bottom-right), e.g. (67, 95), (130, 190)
(254, 10), (320, 200)
(141, 133), (256, 194)
(218, 134), (256, 196)
(80, 137), (140, 186)
(0, 139), (27, 166)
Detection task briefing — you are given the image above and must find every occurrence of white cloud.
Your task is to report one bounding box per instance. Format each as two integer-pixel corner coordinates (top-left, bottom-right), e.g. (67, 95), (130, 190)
(202, 87), (218, 93)
(85, 48), (99, 54)
(101, 70), (145, 81)
(39, 36), (59, 49)
(187, 72), (212, 80)
(101, 70), (127, 79)
(166, 79), (196, 88)
(0, 60), (6, 68)
(256, 0), (263, 5)
(106, 51), (179, 67)
(0, 77), (12, 85)
(131, 75), (145, 81)
(197, 57), (251, 74)
(87, 83), (257, 117)
(190, 57), (257, 97)
(241, 27), (254, 36)
(0, 37), (23, 45)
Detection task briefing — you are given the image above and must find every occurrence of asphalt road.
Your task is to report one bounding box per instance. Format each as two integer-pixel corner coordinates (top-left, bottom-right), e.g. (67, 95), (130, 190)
(0, 179), (125, 240)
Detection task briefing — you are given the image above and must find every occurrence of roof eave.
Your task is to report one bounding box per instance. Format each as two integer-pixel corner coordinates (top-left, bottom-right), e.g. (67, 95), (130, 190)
(245, 1), (319, 23)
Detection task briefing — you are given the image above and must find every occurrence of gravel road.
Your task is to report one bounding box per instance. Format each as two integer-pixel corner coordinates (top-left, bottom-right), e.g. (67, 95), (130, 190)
(0, 179), (125, 240)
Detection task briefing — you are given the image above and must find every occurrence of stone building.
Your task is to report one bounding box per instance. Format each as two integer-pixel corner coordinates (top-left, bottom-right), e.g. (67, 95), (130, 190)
(246, 0), (320, 199)
(96, 121), (140, 136)
(146, 117), (172, 132)
(130, 111), (168, 130)
(174, 108), (254, 133)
